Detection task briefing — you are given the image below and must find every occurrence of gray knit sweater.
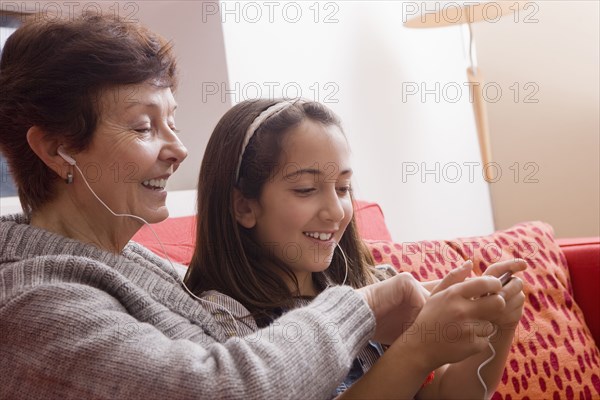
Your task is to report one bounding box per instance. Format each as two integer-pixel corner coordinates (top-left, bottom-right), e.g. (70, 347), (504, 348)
(0, 214), (375, 399)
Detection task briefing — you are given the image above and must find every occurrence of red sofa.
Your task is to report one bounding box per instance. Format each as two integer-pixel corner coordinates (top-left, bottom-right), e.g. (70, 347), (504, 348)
(555, 237), (600, 346)
(133, 200), (600, 345)
(133, 200), (600, 399)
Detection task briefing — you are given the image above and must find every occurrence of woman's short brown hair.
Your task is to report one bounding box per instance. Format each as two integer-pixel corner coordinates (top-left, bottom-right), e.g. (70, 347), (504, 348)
(0, 13), (177, 214)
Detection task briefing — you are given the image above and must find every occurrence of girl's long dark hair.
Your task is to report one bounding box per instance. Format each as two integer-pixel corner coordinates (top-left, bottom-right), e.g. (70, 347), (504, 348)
(185, 99), (376, 327)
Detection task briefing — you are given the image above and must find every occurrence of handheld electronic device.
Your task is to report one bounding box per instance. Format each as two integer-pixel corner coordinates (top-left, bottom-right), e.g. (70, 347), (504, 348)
(499, 271), (513, 287)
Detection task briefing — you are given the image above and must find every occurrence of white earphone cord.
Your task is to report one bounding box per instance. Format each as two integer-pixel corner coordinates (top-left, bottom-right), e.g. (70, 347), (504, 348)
(477, 325), (498, 400)
(71, 163), (241, 333)
(336, 242), (349, 286)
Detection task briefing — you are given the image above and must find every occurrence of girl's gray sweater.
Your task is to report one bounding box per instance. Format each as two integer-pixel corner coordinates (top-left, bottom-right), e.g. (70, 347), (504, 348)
(0, 214), (375, 399)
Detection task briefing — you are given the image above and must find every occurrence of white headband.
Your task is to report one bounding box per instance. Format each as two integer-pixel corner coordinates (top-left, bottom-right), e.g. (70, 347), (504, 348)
(235, 99), (305, 183)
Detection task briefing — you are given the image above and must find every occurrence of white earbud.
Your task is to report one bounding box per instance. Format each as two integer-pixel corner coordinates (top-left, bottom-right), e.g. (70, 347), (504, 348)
(57, 146), (76, 166)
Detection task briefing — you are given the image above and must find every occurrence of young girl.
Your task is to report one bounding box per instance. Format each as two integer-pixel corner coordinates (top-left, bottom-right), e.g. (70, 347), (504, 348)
(185, 99), (526, 399)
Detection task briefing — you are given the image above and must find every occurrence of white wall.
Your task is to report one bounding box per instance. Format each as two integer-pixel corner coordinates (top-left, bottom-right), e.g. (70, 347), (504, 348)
(2, 1), (597, 239)
(218, 1), (494, 241)
(474, 1), (600, 237)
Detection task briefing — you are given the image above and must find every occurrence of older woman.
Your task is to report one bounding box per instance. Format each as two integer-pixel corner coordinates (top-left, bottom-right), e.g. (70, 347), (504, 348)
(0, 12), (422, 399)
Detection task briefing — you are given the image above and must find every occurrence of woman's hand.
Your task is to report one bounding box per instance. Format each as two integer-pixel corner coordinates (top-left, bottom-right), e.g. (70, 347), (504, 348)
(401, 261), (507, 371)
(482, 259), (528, 332)
(358, 272), (429, 344)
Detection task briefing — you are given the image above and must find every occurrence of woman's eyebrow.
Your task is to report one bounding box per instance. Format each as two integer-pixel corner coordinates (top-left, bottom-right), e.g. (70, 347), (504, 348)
(124, 102), (178, 112)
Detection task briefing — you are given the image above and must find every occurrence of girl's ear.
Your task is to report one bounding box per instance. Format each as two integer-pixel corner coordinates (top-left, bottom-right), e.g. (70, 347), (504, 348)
(233, 188), (257, 229)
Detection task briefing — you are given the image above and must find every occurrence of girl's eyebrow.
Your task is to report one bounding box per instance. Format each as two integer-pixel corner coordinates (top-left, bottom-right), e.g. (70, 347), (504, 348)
(283, 168), (353, 180)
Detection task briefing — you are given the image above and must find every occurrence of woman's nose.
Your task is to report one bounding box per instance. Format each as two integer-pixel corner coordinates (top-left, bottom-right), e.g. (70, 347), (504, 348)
(160, 127), (188, 165)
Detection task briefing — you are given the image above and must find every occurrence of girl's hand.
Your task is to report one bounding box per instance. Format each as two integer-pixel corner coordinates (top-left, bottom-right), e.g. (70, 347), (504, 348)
(402, 261), (507, 370)
(358, 272), (429, 344)
(482, 259), (528, 331)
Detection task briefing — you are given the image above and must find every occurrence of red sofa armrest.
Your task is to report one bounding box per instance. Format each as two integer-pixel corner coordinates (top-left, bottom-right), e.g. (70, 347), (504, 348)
(354, 200), (392, 241)
(557, 237), (600, 345)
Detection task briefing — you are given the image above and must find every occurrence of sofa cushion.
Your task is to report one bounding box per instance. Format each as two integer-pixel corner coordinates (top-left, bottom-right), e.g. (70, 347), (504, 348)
(367, 222), (600, 399)
(364, 221), (600, 400)
(366, 239), (463, 280)
(449, 222), (600, 399)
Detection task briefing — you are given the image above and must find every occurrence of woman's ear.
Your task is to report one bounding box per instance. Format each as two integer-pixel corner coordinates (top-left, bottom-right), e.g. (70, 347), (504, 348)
(232, 188), (257, 229)
(26, 126), (71, 179)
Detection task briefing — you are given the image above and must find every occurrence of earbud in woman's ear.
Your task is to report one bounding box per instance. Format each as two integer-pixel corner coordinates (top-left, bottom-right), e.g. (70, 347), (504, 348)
(57, 146), (76, 166)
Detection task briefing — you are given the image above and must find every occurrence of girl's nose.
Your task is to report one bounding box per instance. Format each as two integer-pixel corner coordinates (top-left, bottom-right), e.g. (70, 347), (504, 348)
(319, 191), (345, 223)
